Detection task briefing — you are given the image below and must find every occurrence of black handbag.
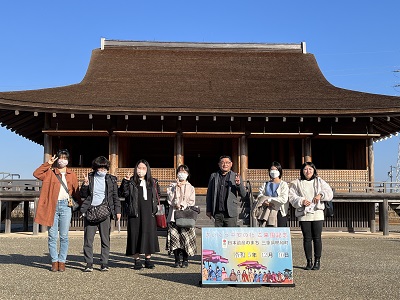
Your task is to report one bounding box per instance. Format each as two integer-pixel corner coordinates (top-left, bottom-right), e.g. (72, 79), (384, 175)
(85, 200), (111, 223)
(54, 171), (80, 212)
(324, 200), (334, 217)
(174, 206), (200, 228)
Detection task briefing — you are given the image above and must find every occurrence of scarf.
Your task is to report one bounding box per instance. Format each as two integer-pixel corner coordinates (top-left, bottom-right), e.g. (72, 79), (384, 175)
(140, 179), (147, 200)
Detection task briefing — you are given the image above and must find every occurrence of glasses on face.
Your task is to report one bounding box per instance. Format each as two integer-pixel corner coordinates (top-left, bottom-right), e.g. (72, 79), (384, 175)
(220, 161), (232, 166)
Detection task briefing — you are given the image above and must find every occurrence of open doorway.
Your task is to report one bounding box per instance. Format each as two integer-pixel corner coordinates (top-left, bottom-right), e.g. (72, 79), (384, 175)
(183, 138), (234, 187)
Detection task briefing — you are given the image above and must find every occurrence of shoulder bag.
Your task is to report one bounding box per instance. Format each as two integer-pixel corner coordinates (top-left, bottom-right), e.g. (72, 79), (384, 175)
(54, 171), (80, 212)
(174, 206), (200, 228)
(85, 199), (111, 223)
(154, 180), (167, 228)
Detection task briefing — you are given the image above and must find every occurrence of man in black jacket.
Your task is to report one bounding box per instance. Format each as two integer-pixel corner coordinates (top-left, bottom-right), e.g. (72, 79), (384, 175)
(206, 155), (247, 227)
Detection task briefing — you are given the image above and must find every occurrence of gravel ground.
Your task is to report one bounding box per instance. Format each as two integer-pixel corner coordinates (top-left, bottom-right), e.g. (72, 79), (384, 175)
(0, 231), (400, 300)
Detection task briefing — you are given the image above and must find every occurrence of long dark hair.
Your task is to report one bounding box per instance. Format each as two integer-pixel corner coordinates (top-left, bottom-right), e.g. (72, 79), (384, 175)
(133, 159), (153, 186)
(300, 162), (318, 181)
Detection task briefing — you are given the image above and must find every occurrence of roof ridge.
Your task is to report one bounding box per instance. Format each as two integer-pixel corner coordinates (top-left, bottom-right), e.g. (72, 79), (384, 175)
(101, 38), (306, 52)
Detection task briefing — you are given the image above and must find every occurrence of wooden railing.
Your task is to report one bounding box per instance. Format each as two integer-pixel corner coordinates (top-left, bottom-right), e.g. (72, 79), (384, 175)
(249, 179), (400, 194)
(2, 174), (400, 235)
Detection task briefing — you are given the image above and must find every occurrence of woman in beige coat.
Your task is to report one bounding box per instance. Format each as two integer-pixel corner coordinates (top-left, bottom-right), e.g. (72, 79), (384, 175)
(166, 165), (196, 268)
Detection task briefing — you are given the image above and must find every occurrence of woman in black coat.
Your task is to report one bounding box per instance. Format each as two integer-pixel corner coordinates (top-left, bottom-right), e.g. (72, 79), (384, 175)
(120, 159), (160, 269)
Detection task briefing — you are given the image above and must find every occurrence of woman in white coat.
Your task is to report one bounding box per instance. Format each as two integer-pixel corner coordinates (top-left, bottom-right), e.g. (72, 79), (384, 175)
(254, 161), (289, 227)
(289, 162), (333, 270)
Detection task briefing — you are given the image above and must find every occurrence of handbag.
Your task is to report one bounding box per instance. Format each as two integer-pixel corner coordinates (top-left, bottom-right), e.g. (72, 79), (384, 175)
(54, 171), (80, 212)
(86, 200), (111, 223)
(154, 180), (167, 228)
(174, 206), (199, 228)
(68, 196), (80, 212)
(324, 200), (334, 217)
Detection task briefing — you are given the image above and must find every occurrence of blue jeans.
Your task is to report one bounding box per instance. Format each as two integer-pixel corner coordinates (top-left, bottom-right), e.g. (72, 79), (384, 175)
(48, 199), (72, 263)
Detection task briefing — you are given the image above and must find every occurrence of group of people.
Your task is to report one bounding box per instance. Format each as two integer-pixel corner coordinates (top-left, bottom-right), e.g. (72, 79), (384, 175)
(33, 150), (198, 272)
(33, 150), (333, 273)
(205, 156), (333, 271)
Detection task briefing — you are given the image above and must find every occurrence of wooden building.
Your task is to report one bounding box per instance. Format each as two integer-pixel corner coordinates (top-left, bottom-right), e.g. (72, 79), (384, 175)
(1, 39), (400, 193)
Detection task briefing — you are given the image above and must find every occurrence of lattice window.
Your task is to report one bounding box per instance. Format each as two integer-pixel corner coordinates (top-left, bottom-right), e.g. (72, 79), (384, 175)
(247, 169), (369, 192)
(69, 168), (92, 184)
(116, 168), (175, 193)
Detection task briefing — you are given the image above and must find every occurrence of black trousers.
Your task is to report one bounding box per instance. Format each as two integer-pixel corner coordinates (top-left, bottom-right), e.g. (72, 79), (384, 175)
(83, 216), (111, 266)
(300, 220), (323, 260)
(214, 211), (237, 227)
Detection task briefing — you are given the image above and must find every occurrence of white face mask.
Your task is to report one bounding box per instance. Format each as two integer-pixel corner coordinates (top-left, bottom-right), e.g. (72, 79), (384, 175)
(96, 170), (107, 177)
(177, 172), (188, 181)
(137, 170), (147, 178)
(270, 170), (280, 179)
(57, 159), (68, 168)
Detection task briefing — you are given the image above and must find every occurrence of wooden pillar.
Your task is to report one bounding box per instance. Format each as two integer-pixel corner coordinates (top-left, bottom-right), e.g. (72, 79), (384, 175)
(240, 136), (248, 181)
(279, 139), (285, 165)
(175, 133), (184, 168)
(367, 138), (374, 184)
(302, 137), (312, 163)
(23, 201), (29, 231)
(232, 138), (239, 173)
(38, 114), (52, 234)
(118, 137), (128, 168)
(43, 113), (52, 163)
(5, 201), (12, 234)
(43, 134), (52, 164)
(381, 199), (389, 235)
(288, 139), (296, 169)
(109, 133), (118, 176)
(367, 138), (375, 232)
(33, 197), (39, 235)
(370, 202), (376, 233)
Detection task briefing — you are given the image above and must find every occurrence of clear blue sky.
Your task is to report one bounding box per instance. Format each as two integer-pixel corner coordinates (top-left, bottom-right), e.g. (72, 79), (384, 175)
(0, 0), (399, 181)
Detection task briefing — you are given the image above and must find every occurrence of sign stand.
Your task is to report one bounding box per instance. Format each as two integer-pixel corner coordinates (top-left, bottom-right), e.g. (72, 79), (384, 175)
(200, 227), (295, 287)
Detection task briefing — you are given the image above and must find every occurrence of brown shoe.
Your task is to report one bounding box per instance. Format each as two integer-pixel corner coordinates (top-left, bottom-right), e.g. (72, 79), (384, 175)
(58, 262), (66, 272)
(51, 262), (59, 272)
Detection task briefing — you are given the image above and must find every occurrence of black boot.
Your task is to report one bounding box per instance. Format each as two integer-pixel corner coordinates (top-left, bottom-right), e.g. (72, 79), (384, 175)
(181, 250), (189, 268)
(133, 259), (143, 270)
(312, 258), (320, 270)
(172, 249), (181, 268)
(145, 258), (155, 269)
(305, 259), (313, 270)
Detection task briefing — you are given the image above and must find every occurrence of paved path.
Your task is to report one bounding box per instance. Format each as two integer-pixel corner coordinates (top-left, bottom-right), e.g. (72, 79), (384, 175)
(1, 231), (400, 300)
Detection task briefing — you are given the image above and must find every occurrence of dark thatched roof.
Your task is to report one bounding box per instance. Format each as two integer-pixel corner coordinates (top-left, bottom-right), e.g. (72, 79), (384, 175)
(1, 40), (400, 145)
(1, 41), (399, 116)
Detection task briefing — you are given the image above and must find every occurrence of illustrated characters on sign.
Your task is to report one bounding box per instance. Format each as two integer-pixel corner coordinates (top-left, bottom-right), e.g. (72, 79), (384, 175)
(202, 250), (292, 283)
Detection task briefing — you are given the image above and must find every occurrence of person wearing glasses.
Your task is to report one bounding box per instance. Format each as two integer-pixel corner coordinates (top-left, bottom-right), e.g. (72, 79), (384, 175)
(206, 155), (246, 227)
